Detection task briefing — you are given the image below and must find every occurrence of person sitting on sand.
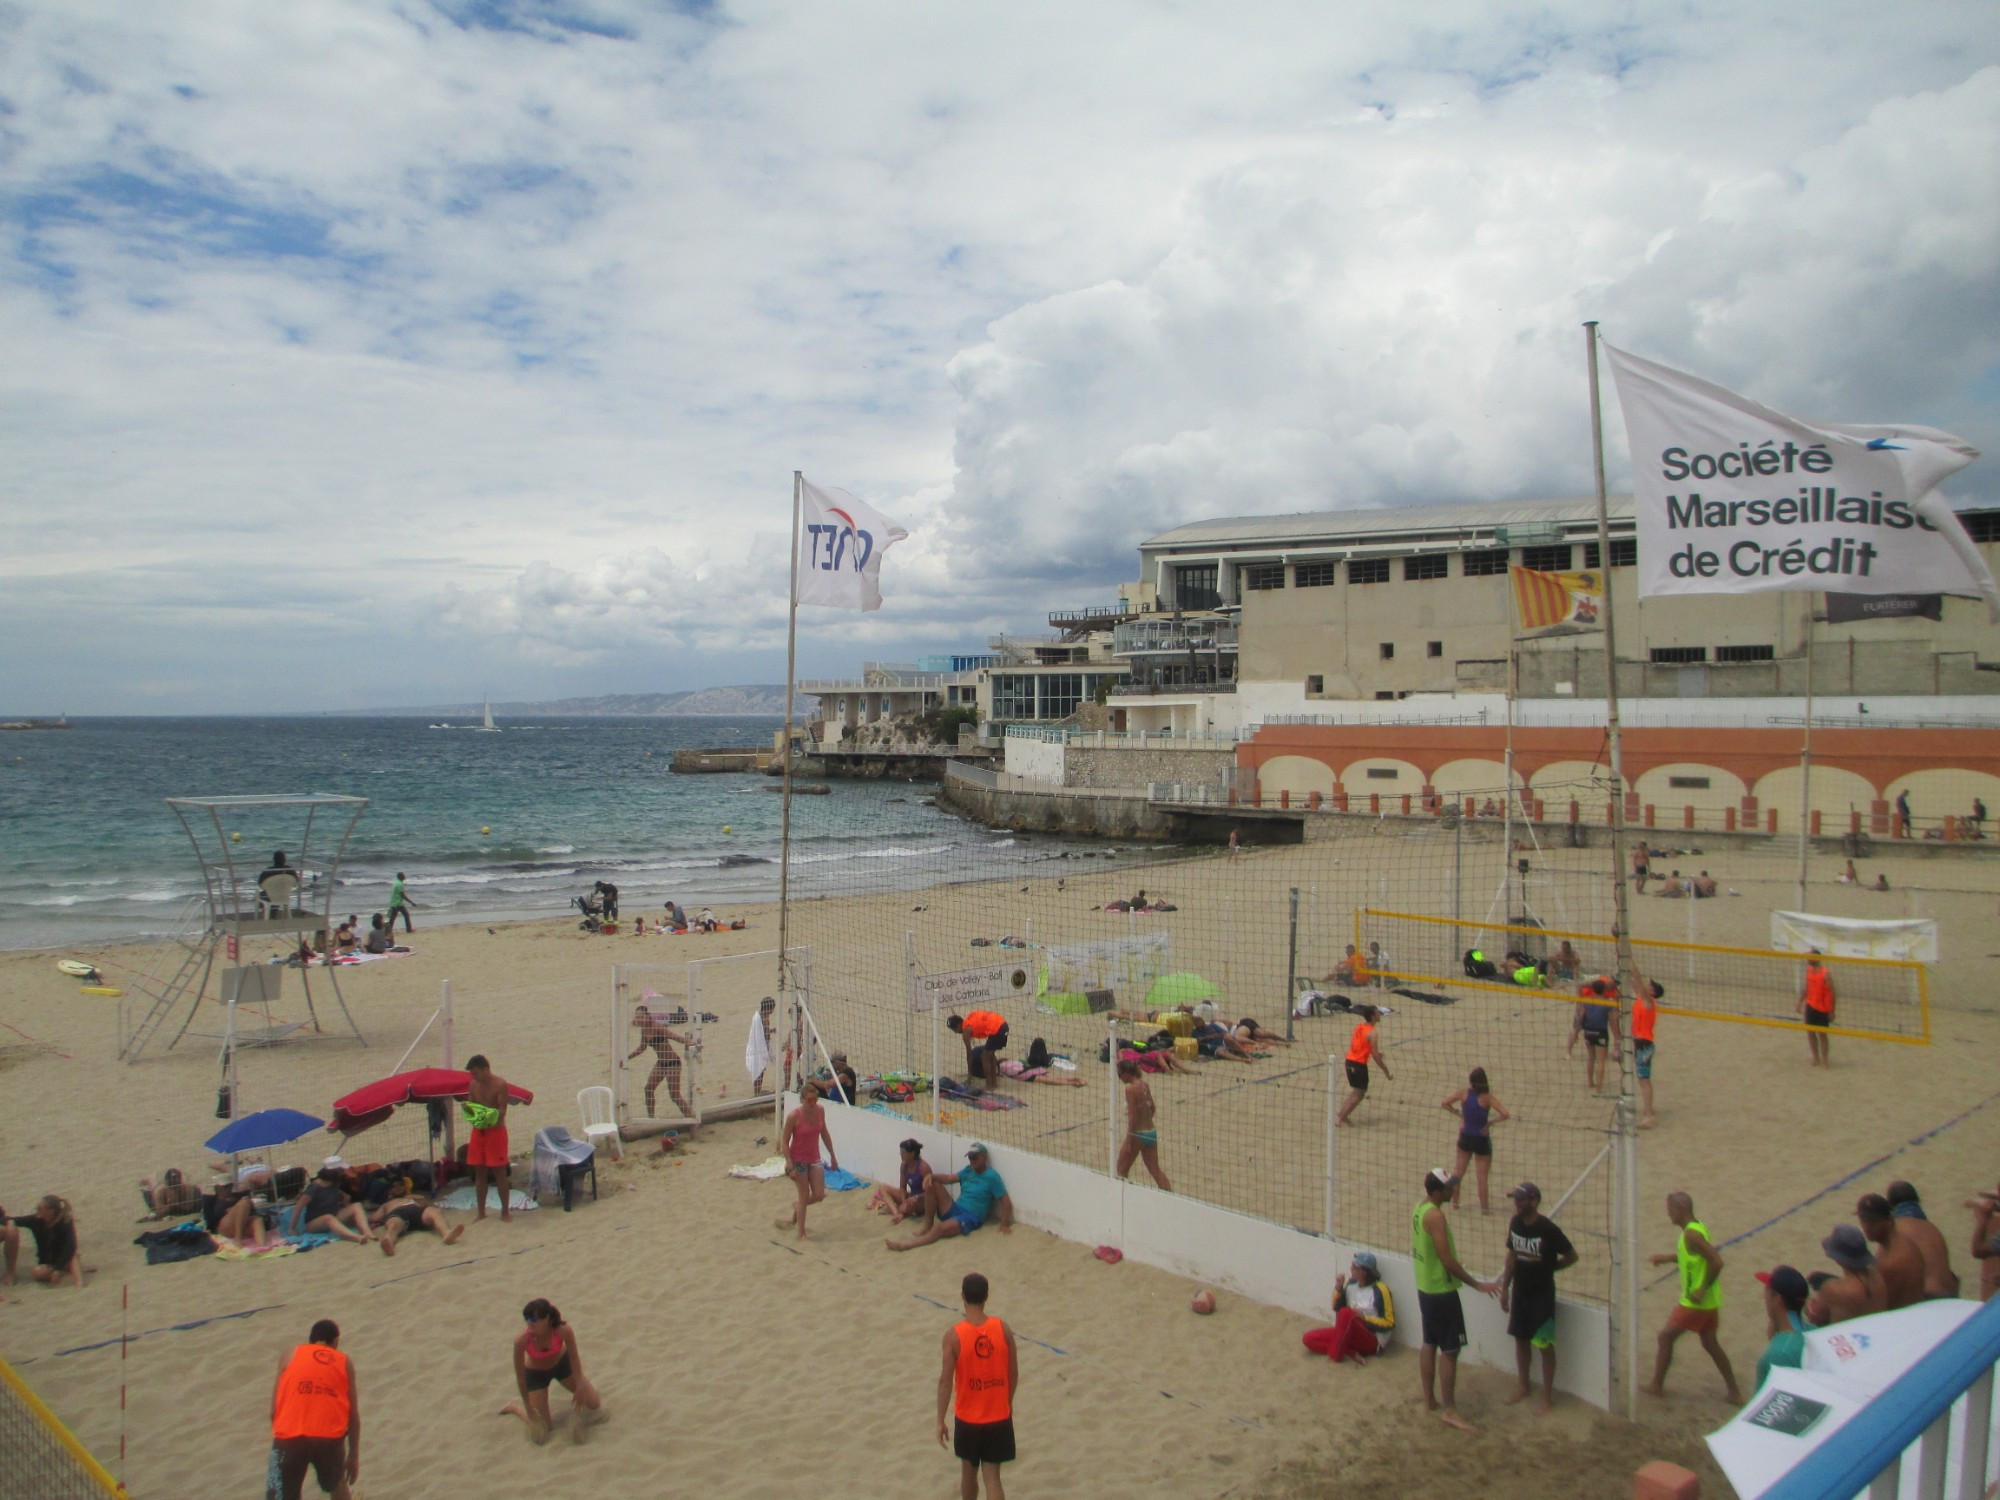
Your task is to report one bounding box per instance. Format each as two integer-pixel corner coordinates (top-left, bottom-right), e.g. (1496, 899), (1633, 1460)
(1874, 872), (1891, 892)
(502, 1298), (604, 1445)
(1691, 870), (1717, 898)
(1329, 945), (1362, 985)
(332, 917), (358, 955)
(695, 906), (719, 932)
(1303, 1249), (1396, 1364)
(888, 1143), (1013, 1251)
(201, 1179), (269, 1248)
(662, 900), (688, 930)
(363, 914), (392, 954)
(1806, 1224), (1887, 1326)
(369, 1195), (461, 1256)
(871, 1138), (935, 1225)
(138, 1168), (202, 1220)
(297, 1169), (373, 1245)
(3, 1194), (84, 1288)
(626, 1004), (694, 1118)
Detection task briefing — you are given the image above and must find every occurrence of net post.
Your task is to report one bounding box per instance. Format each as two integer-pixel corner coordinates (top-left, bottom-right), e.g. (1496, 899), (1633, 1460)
(903, 930), (916, 1077)
(930, 990), (941, 1133)
(1323, 1054), (1338, 1239)
(1285, 887), (1299, 1042)
(1107, 1012), (1120, 1180)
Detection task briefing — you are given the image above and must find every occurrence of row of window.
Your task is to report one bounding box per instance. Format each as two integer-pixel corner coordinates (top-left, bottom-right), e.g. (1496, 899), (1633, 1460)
(1648, 645), (1775, 664)
(1219, 539), (1638, 597)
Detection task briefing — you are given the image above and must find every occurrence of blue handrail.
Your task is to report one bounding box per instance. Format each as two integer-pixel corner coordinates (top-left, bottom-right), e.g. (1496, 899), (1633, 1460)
(1761, 1296), (2000, 1500)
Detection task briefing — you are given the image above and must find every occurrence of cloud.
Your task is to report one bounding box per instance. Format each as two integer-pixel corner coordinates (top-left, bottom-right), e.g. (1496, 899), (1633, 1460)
(0, 2), (1996, 709)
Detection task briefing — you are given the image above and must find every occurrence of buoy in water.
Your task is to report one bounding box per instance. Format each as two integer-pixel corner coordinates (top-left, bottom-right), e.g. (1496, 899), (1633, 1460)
(231, 832), (242, 842)
(722, 825), (732, 834)
(481, 826), (491, 836)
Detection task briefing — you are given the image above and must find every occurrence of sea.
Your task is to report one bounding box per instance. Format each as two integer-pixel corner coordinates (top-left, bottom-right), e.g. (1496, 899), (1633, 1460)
(0, 716), (1149, 952)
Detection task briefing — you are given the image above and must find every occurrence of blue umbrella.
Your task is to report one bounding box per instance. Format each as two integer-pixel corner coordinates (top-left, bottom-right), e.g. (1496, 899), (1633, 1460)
(204, 1108), (326, 1155)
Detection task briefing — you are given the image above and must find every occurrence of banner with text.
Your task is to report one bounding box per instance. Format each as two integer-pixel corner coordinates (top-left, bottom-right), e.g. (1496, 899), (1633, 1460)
(796, 478), (909, 612)
(1604, 344), (1998, 620)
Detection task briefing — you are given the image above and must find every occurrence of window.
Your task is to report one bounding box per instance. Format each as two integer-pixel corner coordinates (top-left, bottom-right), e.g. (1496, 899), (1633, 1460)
(1294, 561), (1336, 588)
(1379, 642), (1395, 660)
(1365, 767), (1398, 779)
(1519, 544), (1573, 572)
(990, 674), (1038, 720)
(1583, 538), (1638, 568)
(1404, 554), (1450, 581)
(1175, 563), (1220, 611)
(1667, 775), (1712, 789)
(1427, 640), (1443, 658)
(1962, 512), (2000, 543)
(1039, 674), (1085, 718)
(1243, 562), (1286, 591)
(1374, 690), (1398, 700)
(1462, 549), (1510, 577)
(1305, 675), (1324, 695)
(1650, 647), (1708, 664)
(1349, 558), (1390, 584)
(1715, 644), (1775, 663)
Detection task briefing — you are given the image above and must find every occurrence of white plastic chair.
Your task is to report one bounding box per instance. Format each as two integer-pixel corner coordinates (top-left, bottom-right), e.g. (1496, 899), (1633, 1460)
(578, 1086), (623, 1160)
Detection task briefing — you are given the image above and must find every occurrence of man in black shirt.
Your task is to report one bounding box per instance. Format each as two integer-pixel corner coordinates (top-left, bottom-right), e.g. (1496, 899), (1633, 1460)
(1499, 1182), (1577, 1413)
(4, 1194), (83, 1288)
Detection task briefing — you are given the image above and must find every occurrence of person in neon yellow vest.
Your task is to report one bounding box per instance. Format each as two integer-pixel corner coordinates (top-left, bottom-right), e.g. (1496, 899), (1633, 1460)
(1643, 1191), (1743, 1403)
(1412, 1168), (1499, 1432)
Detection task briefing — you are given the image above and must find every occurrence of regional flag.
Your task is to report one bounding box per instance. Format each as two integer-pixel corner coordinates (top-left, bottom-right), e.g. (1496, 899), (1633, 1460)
(1511, 566), (1603, 634)
(795, 479), (908, 612)
(1603, 343), (1998, 620)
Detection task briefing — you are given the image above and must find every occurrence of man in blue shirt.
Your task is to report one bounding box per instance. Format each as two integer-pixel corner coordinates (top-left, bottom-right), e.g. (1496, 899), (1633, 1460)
(888, 1144), (1014, 1252)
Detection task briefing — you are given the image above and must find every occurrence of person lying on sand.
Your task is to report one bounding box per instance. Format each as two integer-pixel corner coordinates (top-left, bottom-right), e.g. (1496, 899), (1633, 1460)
(370, 1195), (462, 1256)
(297, 1169), (373, 1244)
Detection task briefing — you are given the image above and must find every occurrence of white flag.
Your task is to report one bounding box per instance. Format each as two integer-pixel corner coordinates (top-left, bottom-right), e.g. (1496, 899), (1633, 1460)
(1604, 344), (1997, 620)
(795, 479), (908, 612)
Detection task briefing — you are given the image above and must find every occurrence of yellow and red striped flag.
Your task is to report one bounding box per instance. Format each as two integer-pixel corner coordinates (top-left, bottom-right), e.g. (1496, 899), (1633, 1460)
(1510, 567), (1604, 633)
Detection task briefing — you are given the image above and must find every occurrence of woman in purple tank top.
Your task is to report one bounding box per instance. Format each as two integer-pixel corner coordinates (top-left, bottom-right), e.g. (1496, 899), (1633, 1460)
(1441, 1067), (1510, 1212)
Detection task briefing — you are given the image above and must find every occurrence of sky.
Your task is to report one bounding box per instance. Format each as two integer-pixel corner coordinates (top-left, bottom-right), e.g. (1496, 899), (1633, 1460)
(2, 1), (1997, 713)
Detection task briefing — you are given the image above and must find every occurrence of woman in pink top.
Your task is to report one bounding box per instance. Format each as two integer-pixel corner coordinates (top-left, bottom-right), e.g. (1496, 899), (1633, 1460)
(777, 1081), (839, 1240)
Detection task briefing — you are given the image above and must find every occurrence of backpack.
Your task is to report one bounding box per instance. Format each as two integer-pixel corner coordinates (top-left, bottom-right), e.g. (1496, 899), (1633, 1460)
(1025, 1037), (1052, 1071)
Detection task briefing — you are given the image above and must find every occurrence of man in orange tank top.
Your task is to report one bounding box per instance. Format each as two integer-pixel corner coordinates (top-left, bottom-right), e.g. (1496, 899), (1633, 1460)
(269, 1318), (359, 1500)
(937, 1271), (1019, 1500)
(1335, 1005), (1391, 1127)
(1798, 954), (1835, 1068)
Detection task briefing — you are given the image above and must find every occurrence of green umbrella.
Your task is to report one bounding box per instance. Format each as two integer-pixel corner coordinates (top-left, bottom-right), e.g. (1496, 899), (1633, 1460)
(1145, 972), (1221, 1008)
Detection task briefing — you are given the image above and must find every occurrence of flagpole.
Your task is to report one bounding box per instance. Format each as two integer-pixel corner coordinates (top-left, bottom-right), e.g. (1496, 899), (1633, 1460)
(1585, 320), (1641, 1421)
(777, 471), (803, 1036)
(1797, 598), (1816, 912)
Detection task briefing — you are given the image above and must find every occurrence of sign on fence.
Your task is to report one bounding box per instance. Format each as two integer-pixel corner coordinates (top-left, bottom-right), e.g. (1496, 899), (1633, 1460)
(911, 962), (1032, 1014)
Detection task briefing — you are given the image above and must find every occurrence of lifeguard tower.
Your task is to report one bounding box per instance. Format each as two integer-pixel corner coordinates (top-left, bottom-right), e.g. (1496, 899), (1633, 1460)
(120, 793), (371, 1064)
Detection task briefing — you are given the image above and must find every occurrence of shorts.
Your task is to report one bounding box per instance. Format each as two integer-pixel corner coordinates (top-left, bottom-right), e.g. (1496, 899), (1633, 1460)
(1582, 1030), (1608, 1050)
(524, 1352), (573, 1392)
(1669, 1304), (1720, 1334)
(944, 1203), (985, 1236)
(1634, 1040), (1656, 1080)
(1507, 1290), (1557, 1346)
(787, 1159), (821, 1178)
(953, 1415), (1016, 1466)
(1804, 1008), (1832, 1028)
(1456, 1131), (1490, 1158)
(1417, 1290), (1467, 1354)
(1344, 1061), (1370, 1090)
(467, 1125), (510, 1168)
(276, 1435), (344, 1499)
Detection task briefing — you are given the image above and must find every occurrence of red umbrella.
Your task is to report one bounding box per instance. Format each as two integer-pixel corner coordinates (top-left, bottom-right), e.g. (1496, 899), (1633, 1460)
(329, 1068), (534, 1136)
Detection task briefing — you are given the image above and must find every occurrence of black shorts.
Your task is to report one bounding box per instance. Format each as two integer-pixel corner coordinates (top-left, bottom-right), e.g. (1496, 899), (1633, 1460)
(524, 1352), (573, 1392)
(277, 1435), (344, 1499)
(1582, 1030), (1608, 1050)
(1344, 1061), (1370, 1090)
(1417, 1290), (1467, 1353)
(1456, 1131), (1491, 1158)
(1804, 1008), (1831, 1028)
(953, 1415), (1016, 1466)
(1507, 1287), (1557, 1344)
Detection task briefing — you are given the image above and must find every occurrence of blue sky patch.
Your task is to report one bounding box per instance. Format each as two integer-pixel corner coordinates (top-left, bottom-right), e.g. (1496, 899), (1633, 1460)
(10, 165), (347, 264)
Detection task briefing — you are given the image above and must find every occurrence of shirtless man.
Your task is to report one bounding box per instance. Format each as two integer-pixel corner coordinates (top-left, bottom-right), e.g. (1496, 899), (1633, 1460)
(1114, 1059), (1171, 1191)
(1806, 1224), (1887, 1326)
(1855, 1194), (1923, 1309)
(1966, 1185), (2000, 1301)
(1883, 1181), (1958, 1297)
(464, 1055), (513, 1223)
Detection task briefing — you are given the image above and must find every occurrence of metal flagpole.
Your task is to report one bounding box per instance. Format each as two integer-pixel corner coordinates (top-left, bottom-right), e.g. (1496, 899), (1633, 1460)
(1585, 320), (1643, 1420)
(778, 473), (803, 1005)
(1797, 599), (1817, 912)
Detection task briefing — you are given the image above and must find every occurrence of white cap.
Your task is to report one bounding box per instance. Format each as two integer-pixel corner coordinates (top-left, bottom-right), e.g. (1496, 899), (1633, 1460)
(323, 1156), (347, 1171)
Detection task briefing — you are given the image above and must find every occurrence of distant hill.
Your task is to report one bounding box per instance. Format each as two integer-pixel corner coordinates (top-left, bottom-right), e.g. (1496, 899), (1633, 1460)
(342, 687), (790, 717)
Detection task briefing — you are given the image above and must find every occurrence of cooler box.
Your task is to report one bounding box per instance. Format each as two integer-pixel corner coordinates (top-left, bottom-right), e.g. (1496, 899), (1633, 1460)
(1173, 1037), (1198, 1060)
(1158, 1012), (1194, 1037)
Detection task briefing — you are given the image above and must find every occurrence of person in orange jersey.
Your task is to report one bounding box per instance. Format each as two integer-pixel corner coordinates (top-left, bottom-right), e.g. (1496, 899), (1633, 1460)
(937, 1272), (1020, 1500)
(269, 1319), (360, 1500)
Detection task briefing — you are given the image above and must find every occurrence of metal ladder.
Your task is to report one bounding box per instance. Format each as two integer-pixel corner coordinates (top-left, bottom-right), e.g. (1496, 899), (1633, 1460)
(119, 898), (216, 1062)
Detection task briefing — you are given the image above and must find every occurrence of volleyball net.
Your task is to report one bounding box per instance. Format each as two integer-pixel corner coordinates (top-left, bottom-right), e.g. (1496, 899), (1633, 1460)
(0, 1352), (125, 1500)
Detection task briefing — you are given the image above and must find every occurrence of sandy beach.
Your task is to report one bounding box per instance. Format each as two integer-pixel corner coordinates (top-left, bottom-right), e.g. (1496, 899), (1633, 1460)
(5, 825), (2000, 1498)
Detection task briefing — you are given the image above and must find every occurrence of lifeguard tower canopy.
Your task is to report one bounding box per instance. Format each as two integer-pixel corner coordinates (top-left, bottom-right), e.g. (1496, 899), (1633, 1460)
(122, 793), (371, 1064)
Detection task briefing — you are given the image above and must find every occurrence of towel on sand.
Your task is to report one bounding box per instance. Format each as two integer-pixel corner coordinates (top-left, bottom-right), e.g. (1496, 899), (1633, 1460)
(436, 1186), (539, 1212)
(728, 1156), (788, 1181)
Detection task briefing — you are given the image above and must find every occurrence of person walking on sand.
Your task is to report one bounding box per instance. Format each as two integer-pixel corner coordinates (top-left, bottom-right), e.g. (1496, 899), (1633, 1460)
(1413, 1168), (1499, 1432)
(1499, 1183), (1576, 1415)
(938, 1272), (1019, 1500)
(270, 1319), (360, 1500)
(502, 1298), (604, 1445)
(1644, 1192), (1742, 1403)
(627, 1002), (694, 1118)
(464, 1055), (513, 1223)
(387, 872), (414, 933)
(1799, 953), (1835, 1068)
(1442, 1067), (1508, 1212)
(776, 1081), (838, 1240)
(1115, 1059), (1171, 1191)
(1335, 1005), (1389, 1127)
(1568, 977), (1620, 1094)
(1228, 827), (1240, 862)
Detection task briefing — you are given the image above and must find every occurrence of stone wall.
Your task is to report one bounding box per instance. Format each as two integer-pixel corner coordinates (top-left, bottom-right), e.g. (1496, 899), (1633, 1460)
(1062, 746), (1236, 792)
(937, 778), (1173, 840)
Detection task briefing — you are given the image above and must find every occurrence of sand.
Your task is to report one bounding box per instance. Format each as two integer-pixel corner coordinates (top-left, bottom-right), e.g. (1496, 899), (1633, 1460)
(4, 827), (1999, 1499)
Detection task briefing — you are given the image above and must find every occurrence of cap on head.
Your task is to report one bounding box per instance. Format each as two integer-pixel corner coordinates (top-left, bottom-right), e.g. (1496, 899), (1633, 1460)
(1352, 1250), (1378, 1273)
(966, 1143), (990, 1160)
(1425, 1167), (1457, 1195)
(1756, 1265), (1810, 1309)
(1507, 1182), (1541, 1203)
(1823, 1223), (1875, 1272)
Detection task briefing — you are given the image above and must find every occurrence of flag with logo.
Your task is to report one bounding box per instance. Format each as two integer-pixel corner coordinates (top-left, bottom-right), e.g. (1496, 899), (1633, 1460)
(1603, 344), (1997, 620)
(795, 479), (908, 612)
(1511, 566), (1603, 633)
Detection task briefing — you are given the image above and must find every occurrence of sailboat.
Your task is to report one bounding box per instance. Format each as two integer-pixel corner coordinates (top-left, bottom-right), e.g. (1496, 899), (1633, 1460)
(475, 696), (500, 733)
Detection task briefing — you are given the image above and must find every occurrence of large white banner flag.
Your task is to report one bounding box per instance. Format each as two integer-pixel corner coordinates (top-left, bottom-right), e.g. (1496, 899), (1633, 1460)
(1604, 344), (1998, 620)
(795, 478), (908, 612)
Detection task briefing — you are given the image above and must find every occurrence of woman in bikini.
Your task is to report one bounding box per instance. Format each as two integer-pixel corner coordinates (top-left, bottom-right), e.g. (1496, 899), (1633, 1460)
(370, 1194), (462, 1256)
(776, 1081), (837, 1240)
(625, 1004), (693, 1118)
(1441, 1066), (1510, 1212)
(502, 1298), (603, 1444)
(1233, 1016), (1293, 1047)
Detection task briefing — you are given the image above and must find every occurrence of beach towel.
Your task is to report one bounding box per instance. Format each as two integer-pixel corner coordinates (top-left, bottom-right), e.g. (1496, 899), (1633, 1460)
(436, 1186), (539, 1213)
(745, 1010), (772, 1085)
(133, 1222), (217, 1265)
(727, 1156), (789, 1181)
(822, 1168), (866, 1191)
(864, 1103), (913, 1121)
(1389, 988), (1454, 1007)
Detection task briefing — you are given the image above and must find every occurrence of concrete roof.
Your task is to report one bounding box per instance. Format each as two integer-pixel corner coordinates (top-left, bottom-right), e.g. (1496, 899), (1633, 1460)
(1141, 496), (1635, 551)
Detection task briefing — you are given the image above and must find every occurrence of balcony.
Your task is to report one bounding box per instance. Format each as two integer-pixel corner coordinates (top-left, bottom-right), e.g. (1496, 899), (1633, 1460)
(1049, 602), (1139, 635)
(1113, 617), (1239, 655)
(1111, 680), (1237, 696)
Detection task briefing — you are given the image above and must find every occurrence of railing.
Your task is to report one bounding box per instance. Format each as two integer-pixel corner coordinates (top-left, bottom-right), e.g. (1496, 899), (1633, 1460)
(1149, 782), (1233, 804)
(1761, 1296), (2000, 1500)
(1767, 714), (2000, 730)
(1111, 680), (1238, 696)
(1004, 726), (1241, 749)
(1002, 724), (1068, 742)
(1048, 603), (1138, 626)
(1257, 711), (1493, 727)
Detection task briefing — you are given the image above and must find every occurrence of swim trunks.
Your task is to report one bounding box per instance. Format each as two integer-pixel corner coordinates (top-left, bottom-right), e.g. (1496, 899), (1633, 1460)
(1128, 1130), (1158, 1147)
(276, 1435), (344, 1499)
(1803, 1008), (1831, 1028)
(1345, 1060), (1370, 1090)
(467, 1125), (509, 1168)
(1417, 1290), (1467, 1353)
(1668, 1305), (1719, 1334)
(390, 1203), (426, 1231)
(1582, 1030), (1608, 1049)
(1634, 1040), (1656, 1079)
(953, 1416), (1016, 1465)
(944, 1203), (985, 1236)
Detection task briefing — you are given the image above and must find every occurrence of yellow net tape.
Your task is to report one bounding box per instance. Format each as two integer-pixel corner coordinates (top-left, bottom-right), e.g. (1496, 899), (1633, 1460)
(0, 1351), (126, 1499)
